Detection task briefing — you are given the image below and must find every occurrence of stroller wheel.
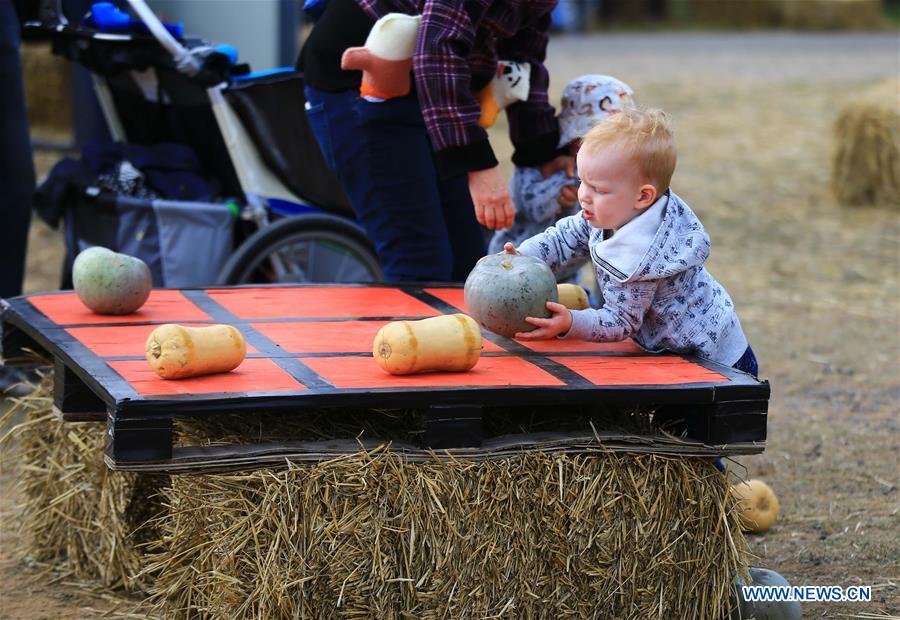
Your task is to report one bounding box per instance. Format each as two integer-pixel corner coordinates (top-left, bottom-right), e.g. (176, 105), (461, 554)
(217, 213), (383, 285)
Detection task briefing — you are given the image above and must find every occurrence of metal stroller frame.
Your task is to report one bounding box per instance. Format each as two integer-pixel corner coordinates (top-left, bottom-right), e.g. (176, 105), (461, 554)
(25, 0), (384, 287)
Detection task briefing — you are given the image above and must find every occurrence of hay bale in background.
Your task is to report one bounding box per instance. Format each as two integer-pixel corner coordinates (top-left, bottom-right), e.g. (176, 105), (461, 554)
(21, 42), (72, 135)
(832, 79), (900, 208)
(1, 376), (165, 592)
(141, 447), (748, 619)
(777, 0), (885, 30)
(688, 0), (885, 29)
(689, 0), (781, 28)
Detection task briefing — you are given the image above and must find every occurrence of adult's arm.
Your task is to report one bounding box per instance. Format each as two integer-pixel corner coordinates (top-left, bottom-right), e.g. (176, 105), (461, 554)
(496, 9), (561, 169)
(411, 0), (497, 180)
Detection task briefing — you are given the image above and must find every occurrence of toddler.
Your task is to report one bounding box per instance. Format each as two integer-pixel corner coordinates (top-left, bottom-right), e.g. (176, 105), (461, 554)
(506, 107), (758, 375)
(489, 74), (635, 287)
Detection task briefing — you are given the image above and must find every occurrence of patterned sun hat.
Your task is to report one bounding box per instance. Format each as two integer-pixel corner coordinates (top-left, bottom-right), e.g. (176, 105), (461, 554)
(557, 75), (636, 148)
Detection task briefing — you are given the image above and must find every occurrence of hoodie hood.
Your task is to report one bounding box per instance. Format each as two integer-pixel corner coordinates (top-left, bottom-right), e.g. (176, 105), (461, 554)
(590, 191), (711, 283)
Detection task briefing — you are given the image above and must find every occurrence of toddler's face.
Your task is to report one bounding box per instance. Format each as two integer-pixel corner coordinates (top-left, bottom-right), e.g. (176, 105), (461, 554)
(576, 147), (649, 230)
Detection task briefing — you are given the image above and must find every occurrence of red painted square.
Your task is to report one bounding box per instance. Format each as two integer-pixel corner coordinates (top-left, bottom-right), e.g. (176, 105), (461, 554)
(67, 324), (259, 357)
(29, 290), (210, 326)
(207, 287), (439, 319)
(550, 356), (728, 386)
(108, 358), (303, 396)
(425, 288), (468, 313)
(251, 320), (505, 354)
(521, 339), (643, 354)
(301, 356), (565, 389)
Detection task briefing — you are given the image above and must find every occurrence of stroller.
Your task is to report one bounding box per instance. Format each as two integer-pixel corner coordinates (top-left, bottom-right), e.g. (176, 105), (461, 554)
(26, 0), (383, 288)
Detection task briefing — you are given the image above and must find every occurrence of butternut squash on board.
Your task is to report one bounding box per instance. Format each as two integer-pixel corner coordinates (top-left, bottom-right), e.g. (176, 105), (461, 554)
(146, 324), (246, 379)
(373, 314), (482, 375)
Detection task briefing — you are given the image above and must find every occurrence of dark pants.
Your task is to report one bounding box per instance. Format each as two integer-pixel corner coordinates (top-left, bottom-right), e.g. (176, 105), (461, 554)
(0, 1), (35, 298)
(732, 345), (759, 377)
(304, 85), (485, 283)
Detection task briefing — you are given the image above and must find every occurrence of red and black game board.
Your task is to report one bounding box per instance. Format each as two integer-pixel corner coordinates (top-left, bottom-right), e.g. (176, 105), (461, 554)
(1, 284), (768, 470)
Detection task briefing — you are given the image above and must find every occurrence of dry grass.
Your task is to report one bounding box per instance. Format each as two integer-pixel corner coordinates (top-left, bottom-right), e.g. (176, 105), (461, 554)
(21, 42), (72, 135)
(832, 79), (900, 208)
(2, 381), (749, 619)
(141, 447), (747, 619)
(0, 374), (165, 594)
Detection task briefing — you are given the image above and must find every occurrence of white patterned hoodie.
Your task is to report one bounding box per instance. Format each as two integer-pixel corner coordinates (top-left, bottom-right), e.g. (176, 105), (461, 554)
(517, 190), (749, 366)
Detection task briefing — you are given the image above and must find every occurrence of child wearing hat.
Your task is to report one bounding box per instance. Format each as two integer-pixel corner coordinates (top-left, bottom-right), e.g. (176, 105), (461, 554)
(488, 74), (636, 288)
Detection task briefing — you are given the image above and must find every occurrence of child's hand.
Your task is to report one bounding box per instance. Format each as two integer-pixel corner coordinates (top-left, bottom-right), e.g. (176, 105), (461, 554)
(515, 302), (572, 340)
(503, 242), (520, 255)
(557, 184), (579, 209)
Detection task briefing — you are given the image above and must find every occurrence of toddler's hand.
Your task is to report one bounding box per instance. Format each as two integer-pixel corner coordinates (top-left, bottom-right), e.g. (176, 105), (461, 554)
(557, 184), (579, 208)
(502, 242), (520, 255)
(514, 302), (573, 340)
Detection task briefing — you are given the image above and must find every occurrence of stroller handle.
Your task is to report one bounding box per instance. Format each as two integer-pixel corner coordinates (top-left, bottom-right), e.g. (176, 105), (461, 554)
(124, 0), (201, 75)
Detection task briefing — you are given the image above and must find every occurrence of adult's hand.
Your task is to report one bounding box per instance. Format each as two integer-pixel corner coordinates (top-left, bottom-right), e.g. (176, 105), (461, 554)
(468, 166), (514, 230)
(539, 155), (576, 179)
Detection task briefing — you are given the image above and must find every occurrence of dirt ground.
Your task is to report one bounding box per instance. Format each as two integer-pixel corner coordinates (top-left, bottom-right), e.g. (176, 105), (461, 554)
(2, 32), (899, 618)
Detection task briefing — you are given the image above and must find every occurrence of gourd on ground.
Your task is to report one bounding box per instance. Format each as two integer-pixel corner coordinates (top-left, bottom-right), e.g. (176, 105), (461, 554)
(146, 324), (246, 379)
(373, 314), (482, 375)
(732, 479), (780, 533)
(464, 254), (558, 338)
(73, 246), (152, 315)
(557, 283), (589, 310)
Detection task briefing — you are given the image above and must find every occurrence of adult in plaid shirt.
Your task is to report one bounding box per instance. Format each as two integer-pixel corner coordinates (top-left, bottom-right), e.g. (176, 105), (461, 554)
(300, 0), (574, 283)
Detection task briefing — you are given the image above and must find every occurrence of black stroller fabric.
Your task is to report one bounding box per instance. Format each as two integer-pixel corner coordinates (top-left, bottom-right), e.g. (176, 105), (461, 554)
(35, 141), (220, 228)
(35, 142), (232, 289)
(225, 72), (353, 217)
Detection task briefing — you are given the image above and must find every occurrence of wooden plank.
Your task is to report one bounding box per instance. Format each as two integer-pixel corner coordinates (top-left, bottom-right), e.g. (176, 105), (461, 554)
(0, 316), (47, 363)
(53, 357), (107, 421)
(422, 405), (483, 449)
(653, 399), (768, 445)
(2, 285), (771, 472)
(106, 415), (173, 462)
(105, 430), (766, 474)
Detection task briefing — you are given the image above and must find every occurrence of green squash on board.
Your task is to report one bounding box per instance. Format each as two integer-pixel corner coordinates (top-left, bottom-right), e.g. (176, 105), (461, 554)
(464, 254), (558, 338)
(73, 247), (152, 315)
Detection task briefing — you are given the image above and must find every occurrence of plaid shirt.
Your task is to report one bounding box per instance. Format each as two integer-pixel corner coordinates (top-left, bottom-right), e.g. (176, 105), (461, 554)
(357, 0), (560, 175)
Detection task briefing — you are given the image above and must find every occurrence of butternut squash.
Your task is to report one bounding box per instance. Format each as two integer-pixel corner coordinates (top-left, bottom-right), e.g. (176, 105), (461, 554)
(373, 314), (482, 375)
(557, 283), (590, 310)
(146, 324), (246, 379)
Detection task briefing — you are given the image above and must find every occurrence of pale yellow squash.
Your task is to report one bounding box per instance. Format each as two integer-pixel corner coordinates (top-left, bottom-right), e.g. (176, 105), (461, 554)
(373, 314), (482, 375)
(732, 479), (781, 533)
(557, 283), (589, 310)
(146, 324), (246, 379)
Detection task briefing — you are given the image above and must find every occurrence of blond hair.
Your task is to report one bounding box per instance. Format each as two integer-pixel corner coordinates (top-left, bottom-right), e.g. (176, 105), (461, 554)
(580, 107), (676, 194)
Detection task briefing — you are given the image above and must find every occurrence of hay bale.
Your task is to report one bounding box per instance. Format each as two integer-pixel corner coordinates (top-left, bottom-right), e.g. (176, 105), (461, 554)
(3, 378), (750, 617)
(832, 79), (900, 208)
(142, 448), (748, 619)
(1, 375), (166, 592)
(689, 0), (781, 28)
(688, 0), (885, 29)
(777, 0), (885, 30)
(20, 42), (72, 134)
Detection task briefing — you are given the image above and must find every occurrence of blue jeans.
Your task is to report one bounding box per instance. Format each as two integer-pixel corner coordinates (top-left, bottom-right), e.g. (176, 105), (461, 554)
(0, 2), (35, 298)
(303, 85), (486, 282)
(732, 345), (759, 377)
